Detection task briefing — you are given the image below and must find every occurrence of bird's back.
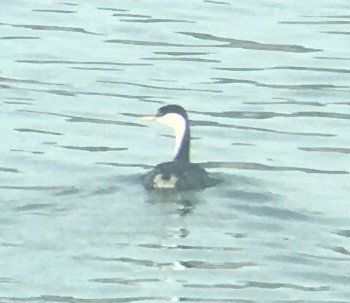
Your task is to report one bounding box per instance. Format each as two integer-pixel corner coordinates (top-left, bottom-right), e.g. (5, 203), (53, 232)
(143, 161), (212, 191)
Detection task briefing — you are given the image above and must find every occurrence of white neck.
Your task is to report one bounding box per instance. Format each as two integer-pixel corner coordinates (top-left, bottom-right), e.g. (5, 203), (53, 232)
(156, 113), (187, 157)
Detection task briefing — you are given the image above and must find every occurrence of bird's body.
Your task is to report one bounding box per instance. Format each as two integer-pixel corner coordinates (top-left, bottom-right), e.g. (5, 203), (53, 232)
(141, 104), (213, 191)
(143, 161), (211, 191)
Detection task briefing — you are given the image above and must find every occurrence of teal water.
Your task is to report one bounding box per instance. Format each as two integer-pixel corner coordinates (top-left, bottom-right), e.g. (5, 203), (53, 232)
(1, 1), (350, 302)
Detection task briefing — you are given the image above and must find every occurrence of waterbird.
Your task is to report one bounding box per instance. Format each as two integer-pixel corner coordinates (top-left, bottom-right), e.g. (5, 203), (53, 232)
(141, 104), (212, 190)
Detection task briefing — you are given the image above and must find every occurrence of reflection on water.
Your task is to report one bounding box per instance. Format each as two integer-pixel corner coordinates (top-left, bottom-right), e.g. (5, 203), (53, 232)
(145, 189), (202, 216)
(1, 0), (350, 302)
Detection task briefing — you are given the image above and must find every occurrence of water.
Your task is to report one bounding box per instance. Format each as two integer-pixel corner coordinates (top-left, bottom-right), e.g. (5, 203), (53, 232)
(1, 0), (350, 302)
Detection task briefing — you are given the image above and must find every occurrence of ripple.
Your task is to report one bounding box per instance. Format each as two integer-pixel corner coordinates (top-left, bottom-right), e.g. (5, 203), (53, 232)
(334, 230), (350, 238)
(231, 143), (255, 146)
(176, 260), (255, 270)
(185, 281), (329, 291)
(0, 277), (18, 284)
(59, 2), (78, 7)
(6, 97), (35, 101)
(139, 243), (241, 252)
(0, 295), (173, 302)
(105, 39), (195, 47)
(303, 15), (350, 18)
(13, 201), (71, 214)
(59, 146), (127, 152)
(279, 300), (348, 303)
(0, 185), (67, 191)
(244, 97), (326, 107)
(143, 57), (220, 63)
(0, 298), (256, 303)
(211, 77), (347, 90)
(91, 277), (162, 285)
(32, 9), (77, 14)
(224, 189), (279, 203)
(14, 203), (56, 211)
(299, 147), (350, 154)
(0, 36), (39, 40)
(300, 250), (350, 262)
(316, 56), (350, 61)
(232, 204), (312, 221)
(97, 7), (129, 12)
(114, 13), (195, 24)
(53, 187), (80, 196)
(196, 110), (350, 120)
(0, 167), (20, 173)
(205, 0), (231, 5)
(16, 59), (150, 67)
(114, 13), (150, 18)
(201, 161), (349, 175)
(6, 23), (102, 35)
(124, 19), (195, 23)
(69, 67), (123, 71)
(329, 246), (350, 256)
(18, 109), (146, 128)
(76, 91), (155, 102)
(280, 20), (350, 25)
(216, 65), (350, 74)
(321, 31), (350, 35)
(45, 89), (75, 96)
(4, 85), (76, 96)
(7, 86), (75, 96)
(90, 256), (166, 268)
(10, 149), (44, 155)
(192, 120), (335, 137)
(88, 256), (256, 270)
(178, 32), (321, 53)
(299, 271), (350, 286)
(67, 116), (144, 127)
(154, 51), (211, 56)
(5, 101), (33, 105)
(0, 76), (64, 86)
(0, 242), (21, 247)
(96, 162), (152, 169)
(98, 80), (222, 93)
(90, 185), (121, 196)
(14, 128), (63, 136)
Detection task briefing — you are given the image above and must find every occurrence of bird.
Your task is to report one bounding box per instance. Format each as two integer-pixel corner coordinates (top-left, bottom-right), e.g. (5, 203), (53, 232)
(141, 104), (212, 191)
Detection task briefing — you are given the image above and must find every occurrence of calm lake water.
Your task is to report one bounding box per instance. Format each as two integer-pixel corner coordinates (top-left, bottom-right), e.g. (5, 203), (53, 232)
(1, 0), (350, 302)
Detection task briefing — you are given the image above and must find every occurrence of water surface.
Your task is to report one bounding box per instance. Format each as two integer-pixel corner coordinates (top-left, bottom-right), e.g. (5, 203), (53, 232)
(1, 1), (350, 302)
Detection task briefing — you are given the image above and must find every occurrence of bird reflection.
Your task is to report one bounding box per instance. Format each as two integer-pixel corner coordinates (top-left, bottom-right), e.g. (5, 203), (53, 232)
(144, 189), (203, 216)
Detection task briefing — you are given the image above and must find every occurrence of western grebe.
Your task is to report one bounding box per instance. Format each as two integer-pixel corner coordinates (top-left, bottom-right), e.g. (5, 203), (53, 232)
(141, 104), (212, 190)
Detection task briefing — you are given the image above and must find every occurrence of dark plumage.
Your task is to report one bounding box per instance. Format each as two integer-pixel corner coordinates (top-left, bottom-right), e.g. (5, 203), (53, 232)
(143, 161), (212, 191)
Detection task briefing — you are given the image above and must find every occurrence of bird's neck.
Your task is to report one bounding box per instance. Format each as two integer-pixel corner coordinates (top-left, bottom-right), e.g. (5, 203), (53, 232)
(174, 125), (190, 162)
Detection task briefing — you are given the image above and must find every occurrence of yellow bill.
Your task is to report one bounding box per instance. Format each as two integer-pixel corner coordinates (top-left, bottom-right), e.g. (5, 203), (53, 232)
(140, 115), (156, 121)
